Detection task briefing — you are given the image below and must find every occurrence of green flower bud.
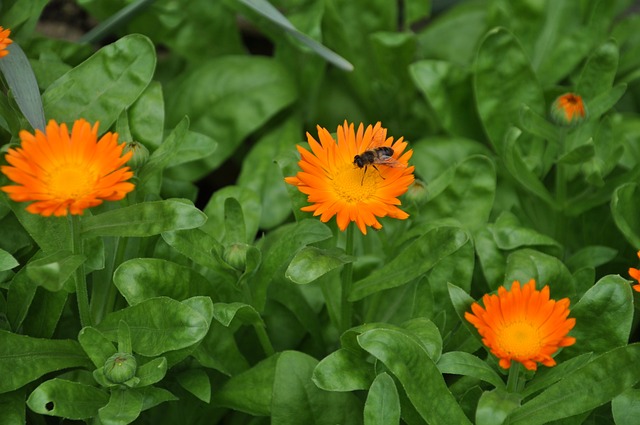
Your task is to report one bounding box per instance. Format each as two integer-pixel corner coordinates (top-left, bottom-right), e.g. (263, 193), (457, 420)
(103, 352), (137, 384)
(550, 93), (587, 126)
(223, 243), (250, 271)
(405, 179), (428, 206)
(123, 141), (149, 170)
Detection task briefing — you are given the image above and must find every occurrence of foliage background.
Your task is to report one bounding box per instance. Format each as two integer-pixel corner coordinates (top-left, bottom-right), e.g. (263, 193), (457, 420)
(2, 0), (640, 424)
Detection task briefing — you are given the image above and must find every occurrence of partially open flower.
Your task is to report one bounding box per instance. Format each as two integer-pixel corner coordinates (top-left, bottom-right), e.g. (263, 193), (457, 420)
(465, 279), (576, 371)
(628, 251), (640, 293)
(0, 27), (12, 58)
(551, 93), (587, 126)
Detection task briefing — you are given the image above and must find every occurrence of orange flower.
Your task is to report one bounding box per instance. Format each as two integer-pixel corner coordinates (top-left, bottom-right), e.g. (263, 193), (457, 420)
(1, 119), (135, 216)
(285, 121), (414, 234)
(628, 251), (640, 293)
(551, 93), (587, 126)
(465, 279), (576, 371)
(0, 26), (12, 58)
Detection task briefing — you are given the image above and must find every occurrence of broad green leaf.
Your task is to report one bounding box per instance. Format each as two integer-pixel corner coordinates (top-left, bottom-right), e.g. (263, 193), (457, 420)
(177, 369), (211, 403)
(565, 246), (617, 272)
(612, 183), (640, 248)
(576, 39), (619, 101)
(285, 246), (353, 285)
(27, 379), (109, 419)
(507, 345), (640, 424)
(476, 389), (520, 425)
(42, 34), (156, 129)
(0, 43), (45, 131)
(490, 212), (560, 251)
(364, 373), (401, 425)
(0, 331), (92, 393)
(136, 357), (167, 388)
(237, 0), (352, 70)
(0, 389), (25, 425)
(128, 81), (164, 150)
(202, 186), (261, 244)
(95, 297), (212, 357)
(192, 320), (250, 377)
(518, 105), (561, 143)
(165, 56), (297, 171)
(313, 348), (375, 391)
(272, 351), (362, 425)
(212, 302), (264, 327)
(213, 354), (279, 416)
(560, 275), (633, 358)
(26, 250), (85, 292)
(357, 328), (471, 425)
(504, 249), (575, 300)
(114, 258), (217, 305)
(612, 389), (640, 425)
(474, 28), (544, 153)
(521, 353), (593, 399)
(81, 199), (207, 238)
(22, 287), (68, 339)
(98, 388), (143, 425)
(350, 226), (468, 301)
(402, 318), (443, 362)
(437, 352), (505, 390)
(138, 386), (177, 412)
(78, 327), (117, 369)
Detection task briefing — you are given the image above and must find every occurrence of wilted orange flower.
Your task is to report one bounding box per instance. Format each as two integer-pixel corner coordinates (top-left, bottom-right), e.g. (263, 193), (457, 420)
(465, 279), (576, 371)
(285, 121), (414, 234)
(0, 26), (12, 58)
(1, 119), (135, 216)
(628, 251), (640, 292)
(551, 93), (587, 125)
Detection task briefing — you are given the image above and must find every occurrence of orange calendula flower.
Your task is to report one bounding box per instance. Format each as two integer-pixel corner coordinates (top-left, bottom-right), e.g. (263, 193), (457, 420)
(465, 279), (576, 371)
(628, 251), (640, 292)
(551, 93), (587, 126)
(0, 26), (12, 58)
(285, 121), (414, 234)
(1, 119), (135, 216)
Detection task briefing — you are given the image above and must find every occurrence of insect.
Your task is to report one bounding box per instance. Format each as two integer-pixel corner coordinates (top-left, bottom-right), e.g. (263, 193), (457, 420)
(353, 130), (405, 185)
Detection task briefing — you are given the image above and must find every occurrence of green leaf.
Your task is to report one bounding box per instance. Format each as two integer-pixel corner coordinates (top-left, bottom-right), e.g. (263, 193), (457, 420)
(81, 199), (207, 238)
(26, 250), (85, 292)
(0, 331), (92, 393)
(504, 249), (575, 300)
(476, 389), (520, 425)
(474, 27), (544, 152)
(560, 275), (633, 357)
(272, 351), (362, 425)
(27, 379), (109, 420)
(587, 83), (626, 120)
(576, 39), (619, 101)
(357, 329), (471, 425)
(612, 388), (640, 425)
(518, 104), (561, 143)
(95, 297), (212, 357)
(0, 43), (45, 131)
(213, 354), (279, 416)
(114, 258), (217, 305)
(212, 302), (264, 327)
(364, 373), (401, 425)
(557, 141), (596, 165)
(0, 248), (18, 272)
(0, 389), (25, 425)
(138, 386), (177, 412)
(192, 321), (250, 377)
(565, 246), (617, 272)
(202, 186), (261, 244)
(437, 352), (505, 390)
(490, 212), (560, 251)
(612, 183), (640, 248)
(42, 34), (156, 129)
(78, 327), (117, 369)
(128, 81), (164, 150)
(237, 0), (352, 71)
(285, 246), (354, 285)
(507, 344), (640, 424)
(313, 348), (376, 391)
(177, 369), (211, 403)
(350, 226), (468, 301)
(98, 388), (143, 425)
(136, 357), (167, 388)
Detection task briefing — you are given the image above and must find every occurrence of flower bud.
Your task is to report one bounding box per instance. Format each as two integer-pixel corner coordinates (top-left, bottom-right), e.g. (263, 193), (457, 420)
(405, 179), (428, 206)
(551, 93), (587, 126)
(103, 353), (137, 384)
(223, 243), (250, 271)
(122, 141), (149, 170)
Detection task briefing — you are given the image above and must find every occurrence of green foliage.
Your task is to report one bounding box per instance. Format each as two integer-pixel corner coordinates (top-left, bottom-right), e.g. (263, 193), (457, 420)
(1, 0), (640, 424)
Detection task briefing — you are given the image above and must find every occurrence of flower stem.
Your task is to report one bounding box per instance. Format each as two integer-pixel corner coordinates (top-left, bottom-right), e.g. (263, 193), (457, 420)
(506, 362), (523, 393)
(70, 215), (91, 328)
(253, 324), (275, 357)
(340, 224), (355, 333)
(554, 131), (568, 244)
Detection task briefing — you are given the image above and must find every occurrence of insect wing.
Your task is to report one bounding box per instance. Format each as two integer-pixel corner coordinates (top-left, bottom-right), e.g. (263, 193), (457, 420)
(374, 155), (406, 169)
(361, 126), (388, 152)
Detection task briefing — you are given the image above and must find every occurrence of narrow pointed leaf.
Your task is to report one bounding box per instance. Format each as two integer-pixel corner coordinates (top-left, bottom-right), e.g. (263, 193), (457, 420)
(364, 373), (401, 425)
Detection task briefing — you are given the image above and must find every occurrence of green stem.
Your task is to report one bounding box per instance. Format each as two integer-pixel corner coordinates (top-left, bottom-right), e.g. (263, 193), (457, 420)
(555, 131), (567, 244)
(506, 362), (523, 393)
(340, 224), (355, 333)
(254, 324), (275, 357)
(70, 215), (91, 328)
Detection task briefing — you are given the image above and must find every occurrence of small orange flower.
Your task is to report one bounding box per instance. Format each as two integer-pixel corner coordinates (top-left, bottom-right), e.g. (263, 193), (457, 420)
(285, 121), (414, 234)
(1, 119), (135, 216)
(0, 26), (12, 58)
(628, 251), (640, 293)
(551, 93), (587, 126)
(465, 279), (576, 371)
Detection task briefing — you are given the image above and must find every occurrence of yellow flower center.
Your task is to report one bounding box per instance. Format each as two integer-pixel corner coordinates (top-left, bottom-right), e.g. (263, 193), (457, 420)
(331, 163), (381, 203)
(497, 321), (542, 358)
(47, 165), (98, 200)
